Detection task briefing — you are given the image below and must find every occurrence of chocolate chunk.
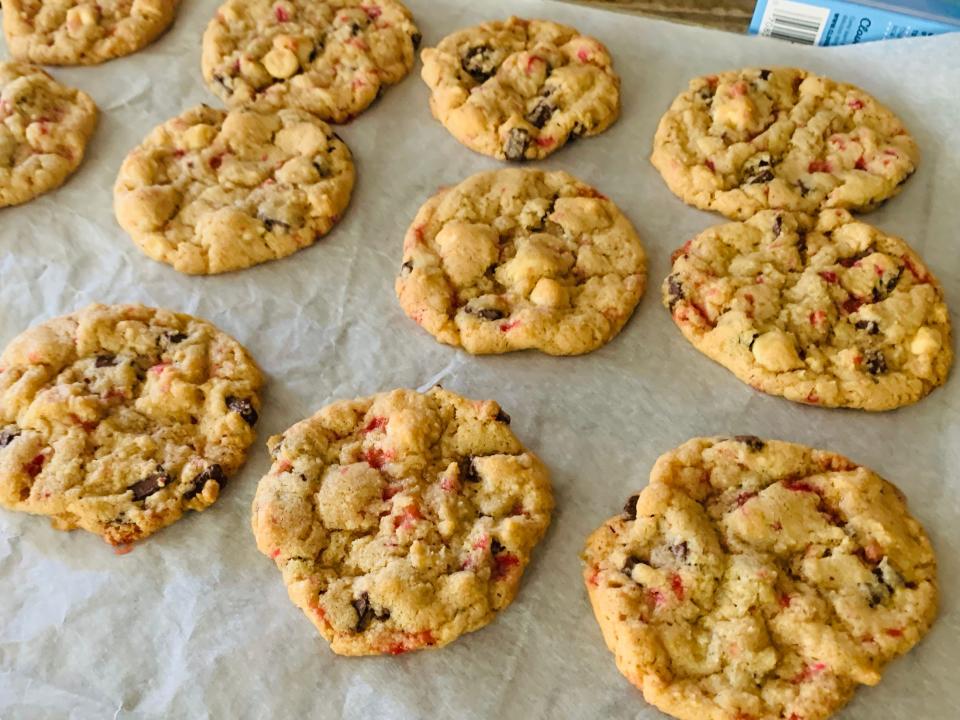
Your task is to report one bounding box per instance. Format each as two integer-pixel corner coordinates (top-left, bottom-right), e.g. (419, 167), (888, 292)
(742, 153), (774, 184)
(797, 180), (810, 197)
(671, 541), (689, 563)
(410, 31), (422, 50)
(526, 99), (554, 129)
(258, 213), (291, 232)
(166, 332), (188, 344)
(855, 320), (880, 335)
(312, 160), (332, 178)
(667, 274), (684, 310)
(623, 493), (640, 521)
(185, 463), (226, 499)
(747, 332), (759, 350)
(622, 556), (640, 575)
(864, 349), (887, 375)
(759, 69), (772, 80)
(734, 435), (765, 452)
(570, 121), (587, 139)
(838, 247), (873, 268)
(458, 456), (480, 483)
(349, 22), (362, 36)
(772, 214), (783, 237)
(504, 127), (530, 162)
(213, 74), (230, 92)
(885, 267), (904, 293)
(226, 396), (259, 425)
(461, 44), (497, 83)
(400, 260), (413, 274)
(130, 467), (171, 501)
(495, 408), (511, 424)
(352, 593), (375, 632)
(0, 427), (20, 448)
(490, 539), (505, 555)
(474, 307), (505, 321)
(697, 86), (715, 105)
(95, 354), (116, 368)
(796, 232), (808, 261)
(747, 169), (775, 185)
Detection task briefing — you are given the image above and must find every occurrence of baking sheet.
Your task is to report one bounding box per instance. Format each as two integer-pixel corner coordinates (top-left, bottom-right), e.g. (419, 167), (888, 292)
(1, 1), (958, 718)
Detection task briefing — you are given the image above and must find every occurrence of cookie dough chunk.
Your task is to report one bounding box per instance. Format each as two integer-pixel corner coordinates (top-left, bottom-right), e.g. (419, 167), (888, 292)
(0, 62), (97, 208)
(0, 304), (263, 545)
(396, 169), (646, 355)
(663, 210), (951, 410)
(3, 0), (180, 65)
(114, 104), (354, 275)
(252, 387), (553, 655)
(651, 68), (918, 220)
(421, 16), (620, 161)
(583, 437), (938, 720)
(202, 0), (419, 123)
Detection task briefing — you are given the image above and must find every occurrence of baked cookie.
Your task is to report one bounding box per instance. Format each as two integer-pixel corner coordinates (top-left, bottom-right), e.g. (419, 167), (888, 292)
(114, 104), (354, 275)
(252, 386), (553, 656)
(201, 0), (420, 124)
(396, 169), (646, 355)
(0, 303), (263, 545)
(583, 436), (938, 720)
(421, 16), (620, 161)
(0, 62), (97, 208)
(663, 209), (952, 410)
(2, 0), (180, 65)
(651, 68), (918, 220)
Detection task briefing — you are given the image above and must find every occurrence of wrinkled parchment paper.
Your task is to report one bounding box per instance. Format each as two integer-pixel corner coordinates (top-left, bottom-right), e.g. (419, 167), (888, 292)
(1, 1), (958, 717)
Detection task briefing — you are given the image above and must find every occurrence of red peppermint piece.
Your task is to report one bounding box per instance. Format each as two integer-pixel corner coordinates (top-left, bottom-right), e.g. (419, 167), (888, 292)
(848, 98), (864, 110)
(24, 453), (45, 478)
(818, 270), (839, 284)
(363, 416), (387, 433)
(670, 573), (684, 600)
(808, 160), (832, 173)
(274, 5), (290, 22)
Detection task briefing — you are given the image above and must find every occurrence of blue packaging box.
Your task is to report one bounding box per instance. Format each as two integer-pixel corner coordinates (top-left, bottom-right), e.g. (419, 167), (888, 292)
(749, 0), (960, 45)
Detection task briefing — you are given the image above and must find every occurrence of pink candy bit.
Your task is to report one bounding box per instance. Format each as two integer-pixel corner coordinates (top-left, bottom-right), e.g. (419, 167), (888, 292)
(783, 478), (818, 494)
(808, 310), (826, 326)
(669, 573), (684, 600)
(885, 628), (904, 638)
(730, 81), (748, 97)
(276, 458), (293, 473)
(361, 4), (381, 20)
(705, 158), (716, 172)
(807, 159), (832, 173)
(381, 483), (402, 501)
(848, 98), (865, 110)
(805, 391), (820, 404)
(576, 48), (590, 63)
(270, 548), (281, 559)
(534, 136), (555, 148)
(499, 320), (521, 333)
(493, 553), (520, 579)
(671, 239), (694, 264)
(792, 662), (827, 683)
(587, 565), (601, 587)
(818, 270), (839, 284)
(113, 544), (134, 556)
(788, 714), (804, 720)
(577, 186), (607, 200)
(778, 593), (792, 609)
(393, 504), (422, 530)
(841, 296), (863, 314)
(646, 588), (666, 608)
(274, 5), (291, 22)
(363, 416), (387, 434)
(385, 630), (435, 655)
(173, 148), (186, 158)
(862, 540), (884, 563)
(149, 361), (170, 375)
(439, 475), (459, 493)
(472, 535), (490, 551)
(855, 156), (867, 170)
(903, 256), (929, 283)
(525, 55), (544, 74)
(364, 447), (394, 469)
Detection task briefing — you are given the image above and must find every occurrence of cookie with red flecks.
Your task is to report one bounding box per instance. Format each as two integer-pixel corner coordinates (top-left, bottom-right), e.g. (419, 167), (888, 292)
(651, 67), (918, 220)
(0, 303), (263, 545)
(582, 436), (938, 720)
(421, 16), (620, 160)
(0, 62), (98, 208)
(252, 386), (553, 656)
(113, 104), (354, 275)
(395, 168), (646, 355)
(663, 209), (952, 410)
(201, 0), (420, 123)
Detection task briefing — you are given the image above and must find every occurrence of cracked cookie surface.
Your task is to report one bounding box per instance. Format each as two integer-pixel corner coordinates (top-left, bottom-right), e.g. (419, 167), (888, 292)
(0, 303), (263, 545)
(583, 436), (938, 720)
(651, 67), (918, 220)
(3, 0), (180, 65)
(0, 62), (97, 208)
(114, 104), (354, 275)
(663, 209), (951, 410)
(395, 168), (646, 355)
(202, 0), (419, 123)
(421, 16), (620, 161)
(252, 386), (553, 656)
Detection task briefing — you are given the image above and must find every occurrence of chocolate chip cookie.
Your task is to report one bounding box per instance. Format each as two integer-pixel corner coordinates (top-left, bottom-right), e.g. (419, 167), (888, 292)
(663, 209), (952, 410)
(421, 16), (620, 161)
(3, 0), (180, 65)
(583, 436), (938, 720)
(0, 62), (98, 208)
(202, 0), (420, 123)
(651, 68), (918, 220)
(252, 386), (553, 656)
(0, 304), (263, 545)
(395, 168), (646, 355)
(114, 104), (354, 275)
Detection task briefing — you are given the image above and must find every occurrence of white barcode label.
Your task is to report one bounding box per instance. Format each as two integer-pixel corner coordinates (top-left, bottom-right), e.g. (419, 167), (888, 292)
(758, 0), (830, 45)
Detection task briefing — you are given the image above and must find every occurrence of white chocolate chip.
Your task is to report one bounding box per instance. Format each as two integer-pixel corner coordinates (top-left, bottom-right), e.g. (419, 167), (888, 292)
(910, 327), (941, 355)
(752, 329), (804, 372)
(263, 47), (300, 79)
(530, 278), (569, 308)
(181, 124), (217, 151)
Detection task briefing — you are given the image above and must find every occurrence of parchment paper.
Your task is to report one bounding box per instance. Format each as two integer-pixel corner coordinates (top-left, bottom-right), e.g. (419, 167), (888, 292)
(1, 1), (958, 718)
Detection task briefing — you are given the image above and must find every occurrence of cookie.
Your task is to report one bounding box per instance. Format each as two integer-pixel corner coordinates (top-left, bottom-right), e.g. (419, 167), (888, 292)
(0, 303), (263, 545)
(0, 62), (97, 208)
(663, 209), (952, 410)
(201, 0), (419, 124)
(651, 68), (918, 220)
(252, 386), (553, 656)
(420, 16), (620, 161)
(3, 0), (179, 65)
(582, 436), (938, 720)
(395, 169), (646, 355)
(114, 104), (354, 275)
